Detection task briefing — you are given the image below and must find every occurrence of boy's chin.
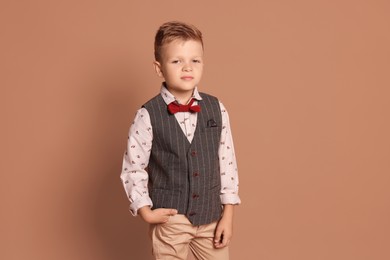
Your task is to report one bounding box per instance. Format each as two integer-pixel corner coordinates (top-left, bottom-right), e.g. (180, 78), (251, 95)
(165, 84), (198, 92)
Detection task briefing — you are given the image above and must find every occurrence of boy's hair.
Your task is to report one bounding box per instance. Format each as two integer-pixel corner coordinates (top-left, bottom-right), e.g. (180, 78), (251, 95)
(154, 21), (203, 62)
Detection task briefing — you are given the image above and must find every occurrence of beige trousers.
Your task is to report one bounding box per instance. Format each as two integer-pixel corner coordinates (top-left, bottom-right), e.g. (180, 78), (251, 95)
(149, 214), (229, 260)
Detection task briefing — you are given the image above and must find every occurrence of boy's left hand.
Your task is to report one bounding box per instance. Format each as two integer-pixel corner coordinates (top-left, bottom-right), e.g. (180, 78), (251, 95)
(214, 204), (234, 249)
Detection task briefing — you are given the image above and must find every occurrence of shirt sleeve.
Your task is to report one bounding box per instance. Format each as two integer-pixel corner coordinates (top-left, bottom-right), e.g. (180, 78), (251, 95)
(120, 108), (153, 216)
(219, 102), (241, 205)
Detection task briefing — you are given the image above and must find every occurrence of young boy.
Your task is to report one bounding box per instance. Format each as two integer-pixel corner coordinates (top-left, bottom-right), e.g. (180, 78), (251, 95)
(120, 21), (241, 260)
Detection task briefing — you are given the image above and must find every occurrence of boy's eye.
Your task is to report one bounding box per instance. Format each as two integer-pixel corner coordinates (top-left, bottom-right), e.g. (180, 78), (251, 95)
(192, 59), (201, 63)
(172, 60), (180, 64)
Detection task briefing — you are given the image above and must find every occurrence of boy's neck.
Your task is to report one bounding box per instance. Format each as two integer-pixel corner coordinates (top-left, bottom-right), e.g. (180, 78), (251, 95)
(165, 86), (194, 105)
(175, 94), (193, 105)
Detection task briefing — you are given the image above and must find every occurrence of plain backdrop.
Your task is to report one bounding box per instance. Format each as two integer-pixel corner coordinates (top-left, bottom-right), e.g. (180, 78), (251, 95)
(1, 0), (389, 259)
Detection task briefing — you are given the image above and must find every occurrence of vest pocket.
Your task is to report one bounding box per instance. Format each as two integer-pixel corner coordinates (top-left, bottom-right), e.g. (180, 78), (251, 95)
(209, 183), (221, 192)
(150, 188), (182, 210)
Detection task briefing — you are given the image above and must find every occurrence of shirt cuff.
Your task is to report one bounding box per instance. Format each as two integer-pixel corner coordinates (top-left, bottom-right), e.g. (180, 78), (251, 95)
(129, 196), (153, 216)
(220, 194), (241, 205)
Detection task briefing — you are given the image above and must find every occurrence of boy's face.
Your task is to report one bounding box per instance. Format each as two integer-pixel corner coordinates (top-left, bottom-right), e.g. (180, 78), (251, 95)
(154, 39), (204, 100)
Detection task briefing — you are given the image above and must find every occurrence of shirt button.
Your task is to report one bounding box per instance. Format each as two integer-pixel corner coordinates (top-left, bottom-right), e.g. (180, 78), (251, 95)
(191, 150), (197, 156)
(189, 212), (196, 216)
(193, 172), (199, 177)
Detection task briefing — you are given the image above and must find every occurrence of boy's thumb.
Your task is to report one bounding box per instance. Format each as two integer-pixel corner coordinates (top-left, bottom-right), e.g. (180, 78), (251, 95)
(164, 209), (177, 216)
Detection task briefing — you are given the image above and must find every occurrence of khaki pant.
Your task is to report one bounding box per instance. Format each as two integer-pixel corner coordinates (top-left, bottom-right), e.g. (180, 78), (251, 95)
(149, 214), (229, 260)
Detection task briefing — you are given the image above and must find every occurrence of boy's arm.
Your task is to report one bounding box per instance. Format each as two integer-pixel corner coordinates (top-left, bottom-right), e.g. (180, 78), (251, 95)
(214, 102), (241, 248)
(218, 102), (241, 205)
(120, 108), (153, 216)
(120, 108), (178, 223)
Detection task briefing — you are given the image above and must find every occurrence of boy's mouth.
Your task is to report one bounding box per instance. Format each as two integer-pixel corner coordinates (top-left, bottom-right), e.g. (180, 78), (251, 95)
(181, 76), (194, 80)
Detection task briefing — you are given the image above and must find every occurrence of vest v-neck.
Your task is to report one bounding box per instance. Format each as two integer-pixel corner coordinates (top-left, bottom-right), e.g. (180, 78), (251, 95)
(169, 100), (202, 146)
(154, 94), (202, 146)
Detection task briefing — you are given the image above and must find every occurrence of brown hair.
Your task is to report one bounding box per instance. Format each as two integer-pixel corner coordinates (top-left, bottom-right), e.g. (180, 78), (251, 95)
(154, 21), (203, 61)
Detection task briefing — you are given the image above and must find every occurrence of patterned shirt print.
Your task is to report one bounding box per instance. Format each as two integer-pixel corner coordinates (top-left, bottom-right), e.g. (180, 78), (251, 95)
(120, 85), (241, 215)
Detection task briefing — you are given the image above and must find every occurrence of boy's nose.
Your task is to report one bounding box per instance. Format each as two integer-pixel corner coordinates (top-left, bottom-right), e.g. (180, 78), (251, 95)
(182, 64), (192, 72)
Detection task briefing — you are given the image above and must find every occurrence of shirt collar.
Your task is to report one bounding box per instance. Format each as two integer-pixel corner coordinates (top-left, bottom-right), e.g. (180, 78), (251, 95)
(160, 82), (203, 105)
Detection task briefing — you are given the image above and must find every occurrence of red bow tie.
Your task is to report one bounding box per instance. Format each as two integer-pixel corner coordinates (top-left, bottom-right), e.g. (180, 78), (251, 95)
(167, 98), (201, 114)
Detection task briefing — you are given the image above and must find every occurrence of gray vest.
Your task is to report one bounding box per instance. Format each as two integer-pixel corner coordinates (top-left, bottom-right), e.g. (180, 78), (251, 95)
(143, 93), (222, 226)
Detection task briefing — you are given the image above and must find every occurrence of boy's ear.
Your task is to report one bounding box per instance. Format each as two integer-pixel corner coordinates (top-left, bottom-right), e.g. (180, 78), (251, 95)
(153, 61), (164, 78)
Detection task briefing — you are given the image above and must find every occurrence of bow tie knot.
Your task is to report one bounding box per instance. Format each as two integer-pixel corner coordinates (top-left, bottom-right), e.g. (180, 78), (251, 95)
(168, 98), (201, 114)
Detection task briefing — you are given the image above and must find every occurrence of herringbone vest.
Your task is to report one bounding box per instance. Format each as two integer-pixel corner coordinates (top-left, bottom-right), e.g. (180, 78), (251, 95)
(143, 93), (222, 226)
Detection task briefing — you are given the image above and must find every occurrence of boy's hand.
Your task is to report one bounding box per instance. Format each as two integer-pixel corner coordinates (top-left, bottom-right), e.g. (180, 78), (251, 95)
(214, 204), (234, 249)
(138, 206), (178, 224)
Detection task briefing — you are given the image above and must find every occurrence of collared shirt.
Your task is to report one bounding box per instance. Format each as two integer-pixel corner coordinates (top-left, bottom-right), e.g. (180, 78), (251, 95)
(120, 85), (241, 215)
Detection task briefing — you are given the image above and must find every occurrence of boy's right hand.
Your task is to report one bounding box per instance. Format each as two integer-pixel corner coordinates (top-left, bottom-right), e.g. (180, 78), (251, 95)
(138, 206), (178, 224)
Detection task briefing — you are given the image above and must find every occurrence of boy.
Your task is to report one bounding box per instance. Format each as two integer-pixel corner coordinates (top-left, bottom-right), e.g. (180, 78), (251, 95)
(120, 21), (241, 260)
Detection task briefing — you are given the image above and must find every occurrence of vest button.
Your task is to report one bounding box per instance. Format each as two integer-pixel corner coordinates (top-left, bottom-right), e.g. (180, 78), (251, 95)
(193, 172), (199, 177)
(192, 194), (199, 199)
(189, 212), (196, 216)
(191, 150), (197, 156)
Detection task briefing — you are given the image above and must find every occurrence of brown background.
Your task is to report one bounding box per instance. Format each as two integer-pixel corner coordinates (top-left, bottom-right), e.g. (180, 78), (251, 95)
(1, 0), (389, 259)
